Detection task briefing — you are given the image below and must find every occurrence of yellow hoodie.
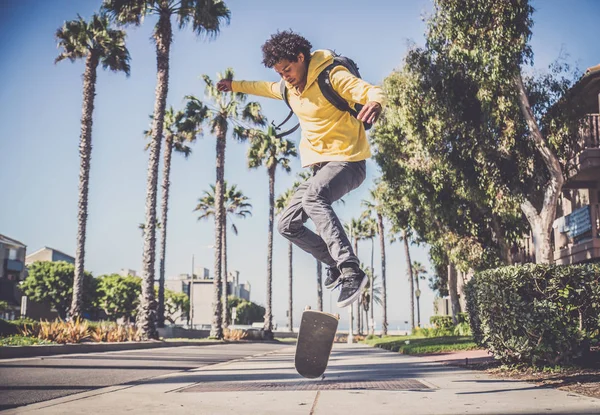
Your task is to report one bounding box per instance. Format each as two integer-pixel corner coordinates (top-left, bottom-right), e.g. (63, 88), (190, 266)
(231, 50), (386, 167)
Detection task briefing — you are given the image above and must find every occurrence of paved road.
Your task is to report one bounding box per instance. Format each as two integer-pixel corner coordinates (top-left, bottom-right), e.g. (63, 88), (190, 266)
(0, 342), (286, 411)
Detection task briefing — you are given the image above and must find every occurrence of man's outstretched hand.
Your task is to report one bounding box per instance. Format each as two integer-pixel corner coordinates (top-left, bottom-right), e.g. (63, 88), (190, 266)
(357, 101), (382, 124)
(216, 79), (233, 92)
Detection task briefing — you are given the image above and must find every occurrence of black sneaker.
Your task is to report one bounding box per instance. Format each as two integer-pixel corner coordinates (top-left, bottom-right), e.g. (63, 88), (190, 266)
(324, 266), (341, 289)
(335, 264), (368, 308)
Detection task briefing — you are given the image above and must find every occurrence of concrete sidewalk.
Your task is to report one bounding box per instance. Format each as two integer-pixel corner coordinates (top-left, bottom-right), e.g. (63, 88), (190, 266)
(4, 344), (600, 415)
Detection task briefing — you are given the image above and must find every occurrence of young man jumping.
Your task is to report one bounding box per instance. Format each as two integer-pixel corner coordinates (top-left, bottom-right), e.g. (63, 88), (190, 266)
(217, 30), (385, 308)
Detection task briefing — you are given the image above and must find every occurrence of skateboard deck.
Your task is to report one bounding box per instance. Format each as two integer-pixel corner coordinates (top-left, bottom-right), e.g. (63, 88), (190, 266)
(294, 307), (339, 379)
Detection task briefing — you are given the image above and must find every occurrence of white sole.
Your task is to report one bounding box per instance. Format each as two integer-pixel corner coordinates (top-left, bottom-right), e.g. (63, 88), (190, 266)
(324, 278), (339, 289)
(336, 273), (368, 308)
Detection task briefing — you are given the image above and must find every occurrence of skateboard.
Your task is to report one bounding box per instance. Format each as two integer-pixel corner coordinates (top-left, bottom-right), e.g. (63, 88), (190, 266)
(294, 306), (340, 379)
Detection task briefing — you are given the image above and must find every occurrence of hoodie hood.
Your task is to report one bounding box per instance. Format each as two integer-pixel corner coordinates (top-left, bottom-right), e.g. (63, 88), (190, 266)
(286, 49), (334, 92)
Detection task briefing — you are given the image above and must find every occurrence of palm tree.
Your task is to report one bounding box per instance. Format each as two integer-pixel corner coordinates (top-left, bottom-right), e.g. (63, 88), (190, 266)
(186, 71), (264, 339)
(139, 221), (161, 236)
(194, 181), (252, 327)
(103, 0), (231, 340)
(391, 227), (415, 331)
(362, 184), (389, 335)
(359, 216), (377, 335)
(144, 105), (206, 327)
(247, 125), (297, 337)
(276, 188), (295, 332)
(344, 218), (367, 336)
(412, 261), (427, 328)
(56, 13), (131, 320)
(361, 266), (383, 333)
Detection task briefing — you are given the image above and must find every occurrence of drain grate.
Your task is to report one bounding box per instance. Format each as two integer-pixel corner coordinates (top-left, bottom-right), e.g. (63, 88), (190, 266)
(179, 379), (429, 392)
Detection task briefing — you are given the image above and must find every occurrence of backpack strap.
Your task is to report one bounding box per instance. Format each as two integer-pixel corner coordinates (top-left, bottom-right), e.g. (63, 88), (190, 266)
(317, 60), (371, 130)
(274, 80), (300, 138)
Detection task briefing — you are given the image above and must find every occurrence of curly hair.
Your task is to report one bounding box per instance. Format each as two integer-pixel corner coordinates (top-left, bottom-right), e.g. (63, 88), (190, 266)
(261, 30), (312, 68)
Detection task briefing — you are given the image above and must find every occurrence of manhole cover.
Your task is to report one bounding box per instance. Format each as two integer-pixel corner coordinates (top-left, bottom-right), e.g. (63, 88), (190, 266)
(179, 379), (429, 392)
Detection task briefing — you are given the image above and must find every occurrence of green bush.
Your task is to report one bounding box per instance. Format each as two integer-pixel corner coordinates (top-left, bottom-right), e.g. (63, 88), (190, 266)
(227, 296), (265, 325)
(430, 315), (453, 329)
(0, 318), (39, 337)
(453, 321), (472, 336)
(465, 263), (600, 366)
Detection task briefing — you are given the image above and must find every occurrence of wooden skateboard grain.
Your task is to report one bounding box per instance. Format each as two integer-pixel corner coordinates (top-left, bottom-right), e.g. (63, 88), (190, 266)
(295, 310), (339, 379)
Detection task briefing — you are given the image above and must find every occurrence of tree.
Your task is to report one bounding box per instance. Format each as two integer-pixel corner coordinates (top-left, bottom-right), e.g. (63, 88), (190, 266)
(371, 64), (527, 323)
(359, 212), (378, 335)
(247, 124), (297, 337)
(404, 0), (586, 263)
(186, 68), (264, 339)
(411, 261), (427, 327)
(362, 183), (389, 335)
(144, 104), (206, 327)
(55, 13), (130, 320)
(21, 261), (96, 319)
(276, 188), (295, 332)
(95, 274), (141, 321)
(227, 297), (265, 325)
(160, 288), (189, 325)
(343, 218), (367, 335)
(194, 181), (252, 328)
(361, 267), (383, 334)
(103, 0), (231, 340)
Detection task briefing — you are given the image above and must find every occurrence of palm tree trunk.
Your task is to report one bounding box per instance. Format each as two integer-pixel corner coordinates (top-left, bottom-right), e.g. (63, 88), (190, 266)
(402, 229), (415, 332)
(369, 237), (374, 335)
(316, 260), (323, 311)
(353, 238), (359, 336)
(377, 213), (387, 335)
(211, 127), (226, 339)
(415, 271), (421, 327)
(288, 240), (293, 332)
(157, 134), (174, 328)
(69, 53), (98, 319)
(222, 213), (229, 328)
(263, 165), (276, 337)
(357, 301), (362, 334)
(138, 16), (172, 340)
(448, 262), (461, 324)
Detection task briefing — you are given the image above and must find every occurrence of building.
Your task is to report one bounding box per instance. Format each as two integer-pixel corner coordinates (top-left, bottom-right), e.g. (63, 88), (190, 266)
(552, 64), (600, 265)
(165, 269), (252, 328)
(119, 268), (137, 277)
(25, 247), (75, 265)
(0, 234), (27, 320)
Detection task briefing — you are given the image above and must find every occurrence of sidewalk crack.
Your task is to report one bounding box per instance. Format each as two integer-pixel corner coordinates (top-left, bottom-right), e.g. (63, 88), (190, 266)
(309, 390), (321, 415)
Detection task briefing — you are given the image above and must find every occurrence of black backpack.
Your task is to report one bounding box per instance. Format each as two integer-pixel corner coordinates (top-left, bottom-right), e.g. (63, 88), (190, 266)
(274, 50), (372, 138)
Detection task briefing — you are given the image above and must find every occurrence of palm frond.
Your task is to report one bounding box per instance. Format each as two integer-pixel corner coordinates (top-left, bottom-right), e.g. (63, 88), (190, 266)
(242, 102), (266, 126)
(102, 0), (148, 26)
(177, 0), (231, 40)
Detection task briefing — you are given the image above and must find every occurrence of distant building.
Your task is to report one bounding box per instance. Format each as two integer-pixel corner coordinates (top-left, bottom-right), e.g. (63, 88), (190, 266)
(164, 269), (251, 328)
(119, 268), (137, 277)
(0, 234), (27, 320)
(25, 246), (74, 265)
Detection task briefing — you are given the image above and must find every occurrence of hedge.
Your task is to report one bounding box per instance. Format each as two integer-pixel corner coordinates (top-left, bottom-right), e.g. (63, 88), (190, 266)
(465, 263), (600, 365)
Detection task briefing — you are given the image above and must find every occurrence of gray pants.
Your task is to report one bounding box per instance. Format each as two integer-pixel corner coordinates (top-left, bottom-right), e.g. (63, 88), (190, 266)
(277, 160), (367, 268)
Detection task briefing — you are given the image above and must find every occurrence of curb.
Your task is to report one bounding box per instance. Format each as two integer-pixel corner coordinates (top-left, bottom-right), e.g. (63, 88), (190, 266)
(0, 340), (223, 359)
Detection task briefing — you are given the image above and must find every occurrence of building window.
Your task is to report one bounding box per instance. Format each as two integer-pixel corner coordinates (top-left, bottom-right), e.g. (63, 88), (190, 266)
(8, 248), (18, 261)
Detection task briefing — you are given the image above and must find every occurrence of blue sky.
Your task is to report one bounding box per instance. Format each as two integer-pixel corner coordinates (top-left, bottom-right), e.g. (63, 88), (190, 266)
(1, 0), (599, 330)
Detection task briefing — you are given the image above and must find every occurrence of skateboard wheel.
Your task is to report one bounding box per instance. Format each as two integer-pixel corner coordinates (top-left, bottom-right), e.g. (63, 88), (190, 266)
(305, 306), (311, 310)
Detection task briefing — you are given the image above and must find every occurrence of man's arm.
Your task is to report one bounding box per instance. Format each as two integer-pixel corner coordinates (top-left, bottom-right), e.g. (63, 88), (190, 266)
(217, 79), (282, 100)
(328, 66), (386, 124)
